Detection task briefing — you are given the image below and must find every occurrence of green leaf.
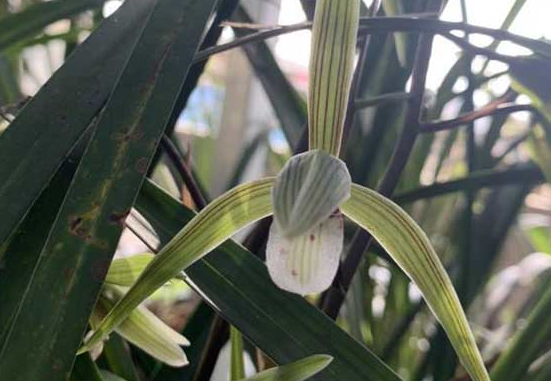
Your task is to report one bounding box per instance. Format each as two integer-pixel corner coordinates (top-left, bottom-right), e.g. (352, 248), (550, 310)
(0, 1), (217, 380)
(70, 354), (105, 381)
(510, 57), (551, 122)
(133, 180), (404, 381)
(0, 0), (154, 246)
(231, 326), (246, 381)
(239, 355), (332, 381)
(105, 253), (155, 287)
(528, 125), (551, 183)
(99, 371), (127, 381)
(92, 292), (189, 367)
(340, 184), (490, 381)
(0, 0), (105, 52)
(490, 282), (551, 381)
(308, 0), (359, 155)
(382, 0), (408, 67)
(82, 179), (275, 352)
(272, 150), (351, 238)
(101, 334), (139, 381)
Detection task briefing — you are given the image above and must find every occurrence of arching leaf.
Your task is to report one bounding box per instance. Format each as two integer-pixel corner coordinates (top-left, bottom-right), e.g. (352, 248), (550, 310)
(340, 184), (490, 381)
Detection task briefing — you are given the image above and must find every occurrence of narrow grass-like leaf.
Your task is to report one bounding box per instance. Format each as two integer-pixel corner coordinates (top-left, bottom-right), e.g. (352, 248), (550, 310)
(266, 213), (343, 296)
(0, 1), (216, 379)
(92, 293), (189, 367)
(272, 150), (351, 238)
(510, 57), (551, 122)
(239, 355), (332, 381)
(70, 354), (105, 381)
(99, 371), (127, 381)
(528, 125), (551, 182)
(490, 283), (551, 381)
(308, 0), (359, 155)
(382, 0), (408, 67)
(340, 184), (490, 381)
(0, 0), (154, 246)
(134, 180), (403, 381)
(82, 179), (275, 352)
(105, 253), (155, 287)
(231, 326), (246, 380)
(0, 0), (105, 52)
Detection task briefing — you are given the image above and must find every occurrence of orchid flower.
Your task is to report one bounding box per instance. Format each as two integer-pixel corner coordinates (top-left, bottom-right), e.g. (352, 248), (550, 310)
(81, 1), (491, 381)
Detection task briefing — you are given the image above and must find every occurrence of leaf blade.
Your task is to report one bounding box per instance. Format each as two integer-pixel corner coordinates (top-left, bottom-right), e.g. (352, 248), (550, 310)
(240, 355), (332, 381)
(340, 184), (490, 381)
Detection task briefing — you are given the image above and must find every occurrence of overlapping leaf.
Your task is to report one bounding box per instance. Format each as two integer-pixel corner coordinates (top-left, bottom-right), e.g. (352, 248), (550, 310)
(82, 179), (275, 351)
(239, 355), (332, 381)
(340, 184), (490, 381)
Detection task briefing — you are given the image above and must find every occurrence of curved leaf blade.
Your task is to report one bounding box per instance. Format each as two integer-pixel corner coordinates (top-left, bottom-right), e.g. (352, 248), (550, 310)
(308, 0), (359, 155)
(82, 179), (275, 352)
(92, 294), (189, 367)
(135, 180), (404, 381)
(240, 355), (332, 381)
(340, 184), (490, 381)
(105, 253), (155, 287)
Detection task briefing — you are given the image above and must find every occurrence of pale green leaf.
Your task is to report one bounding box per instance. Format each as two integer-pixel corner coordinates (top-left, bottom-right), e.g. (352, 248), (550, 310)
(99, 370), (128, 381)
(510, 56), (551, 122)
(81, 179), (275, 352)
(231, 326), (246, 381)
(340, 184), (490, 381)
(272, 150), (351, 238)
(105, 253), (155, 287)
(239, 355), (332, 381)
(382, 0), (408, 67)
(266, 213), (343, 296)
(92, 292), (189, 367)
(308, 0), (359, 155)
(528, 125), (551, 183)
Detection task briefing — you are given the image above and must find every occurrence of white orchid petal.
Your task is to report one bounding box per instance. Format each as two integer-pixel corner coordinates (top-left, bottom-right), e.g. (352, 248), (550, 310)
(266, 214), (344, 296)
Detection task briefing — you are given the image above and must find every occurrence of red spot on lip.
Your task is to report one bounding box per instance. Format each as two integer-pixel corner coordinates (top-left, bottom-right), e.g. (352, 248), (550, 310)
(310, 234), (316, 241)
(291, 270), (298, 276)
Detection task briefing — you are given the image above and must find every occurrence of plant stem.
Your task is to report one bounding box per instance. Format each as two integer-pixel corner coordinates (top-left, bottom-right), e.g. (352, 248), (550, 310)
(420, 102), (536, 133)
(394, 164), (543, 203)
(160, 134), (208, 209)
(355, 92), (411, 110)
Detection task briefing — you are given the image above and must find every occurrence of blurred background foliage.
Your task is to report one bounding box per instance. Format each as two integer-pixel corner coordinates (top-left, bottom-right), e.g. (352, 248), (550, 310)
(1, 0), (551, 380)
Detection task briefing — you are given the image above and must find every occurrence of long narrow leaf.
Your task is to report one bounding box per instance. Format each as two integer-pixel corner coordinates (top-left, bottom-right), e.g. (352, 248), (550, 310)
(340, 184), (490, 381)
(83, 179), (275, 352)
(134, 180), (403, 381)
(0, 1), (216, 380)
(240, 355), (332, 381)
(231, 326), (246, 380)
(0, 0), (105, 52)
(0, 0), (154, 246)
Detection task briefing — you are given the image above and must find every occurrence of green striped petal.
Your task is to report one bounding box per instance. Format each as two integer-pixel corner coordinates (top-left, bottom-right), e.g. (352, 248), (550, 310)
(239, 355), (332, 381)
(266, 213), (343, 296)
(80, 179), (275, 353)
(105, 253), (155, 287)
(272, 150), (351, 238)
(92, 293), (189, 367)
(341, 184), (490, 381)
(308, 0), (359, 156)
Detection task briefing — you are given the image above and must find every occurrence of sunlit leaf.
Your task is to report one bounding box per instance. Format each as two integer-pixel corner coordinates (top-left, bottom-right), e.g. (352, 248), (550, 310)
(266, 213), (343, 296)
(81, 179), (275, 352)
(340, 184), (490, 381)
(382, 0), (408, 67)
(239, 355), (332, 381)
(105, 253), (155, 287)
(231, 326), (246, 381)
(308, 0), (359, 155)
(92, 291), (189, 367)
(272, 150), (351, 238)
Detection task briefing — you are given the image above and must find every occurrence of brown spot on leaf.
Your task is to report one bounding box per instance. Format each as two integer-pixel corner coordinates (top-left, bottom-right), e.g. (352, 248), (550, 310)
(108, 210), (130, 227)
(135, 157), (149, 174)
